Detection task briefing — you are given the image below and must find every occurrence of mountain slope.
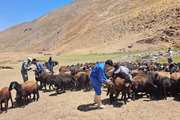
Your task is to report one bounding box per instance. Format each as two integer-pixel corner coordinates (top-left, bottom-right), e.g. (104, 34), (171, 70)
(0, 0), (179, 54)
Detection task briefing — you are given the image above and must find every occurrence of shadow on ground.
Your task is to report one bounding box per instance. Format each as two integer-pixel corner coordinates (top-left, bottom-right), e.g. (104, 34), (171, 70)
(77, 98), (124, 112)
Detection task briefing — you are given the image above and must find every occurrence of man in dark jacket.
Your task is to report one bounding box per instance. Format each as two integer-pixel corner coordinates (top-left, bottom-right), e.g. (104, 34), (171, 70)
(47, 57), (58, 73)
(113, 64), (132, 83)
(21, 57), (32, 82)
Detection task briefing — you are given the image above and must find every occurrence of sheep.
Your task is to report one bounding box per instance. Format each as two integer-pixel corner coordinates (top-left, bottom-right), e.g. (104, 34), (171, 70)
(0, 87), (13, 112)
(9, 80), (39, 105)
(73, 71), (92, 91)
(34, 70), (52, 90)
(47, 74), (77, 94)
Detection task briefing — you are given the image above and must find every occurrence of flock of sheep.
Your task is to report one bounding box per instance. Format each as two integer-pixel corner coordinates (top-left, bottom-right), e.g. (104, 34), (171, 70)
(0, 61), (180, 113)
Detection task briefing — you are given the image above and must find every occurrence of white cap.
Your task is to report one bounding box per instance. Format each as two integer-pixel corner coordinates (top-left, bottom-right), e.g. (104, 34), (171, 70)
(27, 57), (32, 62)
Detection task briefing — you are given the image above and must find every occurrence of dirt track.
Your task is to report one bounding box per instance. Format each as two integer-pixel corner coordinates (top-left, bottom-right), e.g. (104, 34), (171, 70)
(0, 65), (180, 120)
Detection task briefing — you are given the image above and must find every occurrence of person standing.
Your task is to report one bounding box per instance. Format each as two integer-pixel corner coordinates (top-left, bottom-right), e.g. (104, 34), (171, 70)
(47, 57), (54, 73)
(90, 60), (114, 109)
(21, 57), (32, 82)
(167, 47), (173, 64)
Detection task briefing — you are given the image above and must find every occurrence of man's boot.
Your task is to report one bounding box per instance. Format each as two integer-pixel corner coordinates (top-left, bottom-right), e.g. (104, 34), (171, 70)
(96, 95), (105, 109)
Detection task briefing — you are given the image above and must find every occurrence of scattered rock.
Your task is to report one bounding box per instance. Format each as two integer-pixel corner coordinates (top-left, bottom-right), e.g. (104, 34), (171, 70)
(136, 38), (157, 44)
(128, 44), (133, 48)
(0, 66), (14, 70)
(24, 28), (32, 32)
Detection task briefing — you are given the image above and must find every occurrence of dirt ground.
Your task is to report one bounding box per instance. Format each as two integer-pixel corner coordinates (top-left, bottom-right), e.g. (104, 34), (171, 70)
(0, 64), (180, 120)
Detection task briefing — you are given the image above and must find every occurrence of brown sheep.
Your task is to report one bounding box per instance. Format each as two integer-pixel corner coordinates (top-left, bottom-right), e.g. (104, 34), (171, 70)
(155, 71), (170, 79)
(22, 80), (39, 100)
(59, 66), (70, 73)
(9, 80), (39, 105)
(170, 72), (180, 80)
(107, 77), (131, 104)
(132, 71), (158, 99)
(0, 87), (13, 112)
(73, 70), (91, 91)
(169, 72), (180, 96)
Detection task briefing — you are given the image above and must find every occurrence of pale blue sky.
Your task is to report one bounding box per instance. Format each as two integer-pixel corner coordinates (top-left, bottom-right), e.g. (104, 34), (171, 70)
(0, 0), (74, 31)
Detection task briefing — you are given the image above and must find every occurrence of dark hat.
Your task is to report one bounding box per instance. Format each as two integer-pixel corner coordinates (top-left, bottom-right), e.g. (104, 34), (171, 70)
(105, 59), (113, 66)
(32, 58), (37, 62)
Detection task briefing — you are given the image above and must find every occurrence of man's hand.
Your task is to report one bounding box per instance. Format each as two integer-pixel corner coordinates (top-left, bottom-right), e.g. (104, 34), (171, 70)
(106, 79), (113, 87)
(28, 67), (32, 71)
(109, 77), (113, 81)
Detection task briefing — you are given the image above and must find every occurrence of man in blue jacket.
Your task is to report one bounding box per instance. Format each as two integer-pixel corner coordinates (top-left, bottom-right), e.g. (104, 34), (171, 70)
(47, 57), (54, 73)
(32, 58), (45, 77)
(90, 59), (114, 109)
(47, 57), (58, 73)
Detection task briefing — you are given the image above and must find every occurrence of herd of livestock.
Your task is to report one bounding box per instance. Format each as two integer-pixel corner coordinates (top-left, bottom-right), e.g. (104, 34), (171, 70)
(0, 61), (180, 113)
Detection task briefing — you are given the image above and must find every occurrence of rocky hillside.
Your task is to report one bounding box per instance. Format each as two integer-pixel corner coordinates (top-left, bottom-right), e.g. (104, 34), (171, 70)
(0, 0), (179, 54)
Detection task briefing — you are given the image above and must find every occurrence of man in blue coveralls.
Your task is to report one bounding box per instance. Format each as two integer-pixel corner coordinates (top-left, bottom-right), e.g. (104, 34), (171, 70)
(90, 59), (114, 109)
